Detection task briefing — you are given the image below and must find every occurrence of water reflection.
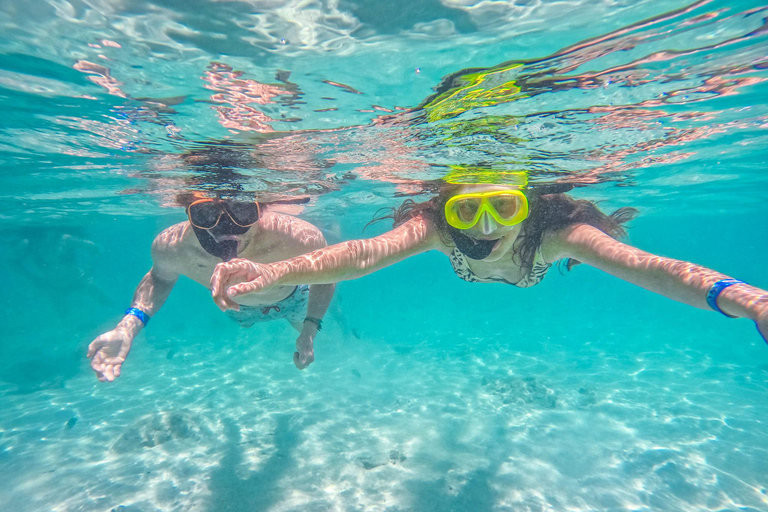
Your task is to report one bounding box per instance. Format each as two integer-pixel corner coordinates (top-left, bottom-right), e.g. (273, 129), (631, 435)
(124, 0), (768, 204)
(0, 0), (766, 212)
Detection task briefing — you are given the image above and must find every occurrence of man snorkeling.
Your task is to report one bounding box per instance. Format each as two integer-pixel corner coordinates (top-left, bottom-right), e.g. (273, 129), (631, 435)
(87, 193), (334, 382)
(208, 170), (768, 344)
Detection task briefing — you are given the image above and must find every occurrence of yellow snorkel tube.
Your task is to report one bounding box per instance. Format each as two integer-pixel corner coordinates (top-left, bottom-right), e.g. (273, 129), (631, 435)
(421, 62), (526, 122)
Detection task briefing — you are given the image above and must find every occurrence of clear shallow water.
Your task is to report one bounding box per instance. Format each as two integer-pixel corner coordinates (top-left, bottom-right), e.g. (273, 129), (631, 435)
(1, 1), (768, 511)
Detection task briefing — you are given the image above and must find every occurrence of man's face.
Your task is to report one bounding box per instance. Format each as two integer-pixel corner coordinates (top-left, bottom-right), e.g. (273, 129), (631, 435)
(187, 199), (261, 260)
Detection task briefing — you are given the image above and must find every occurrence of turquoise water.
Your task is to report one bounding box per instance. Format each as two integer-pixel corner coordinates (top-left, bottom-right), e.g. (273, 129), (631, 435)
(2, 0), (768, 510)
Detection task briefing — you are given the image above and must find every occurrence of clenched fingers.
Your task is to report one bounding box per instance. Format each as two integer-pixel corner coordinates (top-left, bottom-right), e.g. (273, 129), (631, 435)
(91, 355), (124, 382)
(211, 259), (275, 311)
(100, 361), (121, 382)
(293, 350), (314, 370)
(211, 259), (249, 294)
(211, 259), (255, 310)
(227, 277), (269, 298)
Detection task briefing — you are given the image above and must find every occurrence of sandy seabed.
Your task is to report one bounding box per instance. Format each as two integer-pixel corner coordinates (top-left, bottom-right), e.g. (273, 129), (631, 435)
(1, 317), (767, 512)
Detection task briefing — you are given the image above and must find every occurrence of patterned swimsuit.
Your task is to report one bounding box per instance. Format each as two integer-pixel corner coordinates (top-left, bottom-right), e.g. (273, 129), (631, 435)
(225, 284), (310, 326)
(449, 247), (551, 288)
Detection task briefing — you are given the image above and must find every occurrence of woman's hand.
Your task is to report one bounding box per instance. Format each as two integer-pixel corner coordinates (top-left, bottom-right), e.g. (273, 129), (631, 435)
(755, 304), (768, 344)
(210, 258), (282, 311)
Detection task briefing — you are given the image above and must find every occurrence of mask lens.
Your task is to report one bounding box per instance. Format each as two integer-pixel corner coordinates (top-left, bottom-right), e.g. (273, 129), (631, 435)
(224, 202), (260, 227)
(489, 194), (521, 220)
(454, 198), (481, 223)
(188, 201), (222, 229)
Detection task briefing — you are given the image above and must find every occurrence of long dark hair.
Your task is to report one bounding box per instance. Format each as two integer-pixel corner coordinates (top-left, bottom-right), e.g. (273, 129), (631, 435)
(369, 184), (638, 270)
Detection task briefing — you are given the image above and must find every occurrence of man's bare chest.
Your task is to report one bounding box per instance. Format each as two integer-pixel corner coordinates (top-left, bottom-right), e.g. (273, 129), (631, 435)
(179, 248), (297, 305)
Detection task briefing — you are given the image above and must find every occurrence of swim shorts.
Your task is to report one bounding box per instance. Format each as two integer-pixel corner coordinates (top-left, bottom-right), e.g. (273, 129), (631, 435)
(225, 285), (309, 327)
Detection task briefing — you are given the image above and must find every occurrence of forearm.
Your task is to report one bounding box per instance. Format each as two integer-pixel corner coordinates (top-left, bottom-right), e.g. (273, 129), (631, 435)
(116, 269), (177, 337)
(595, 253), (766, 318)
(271, 236), (426, 286)
(271, 241), (372, 285)
(211, 218), (435, 311)
(306, 283), (335, 320)
(297, 283), (335, 338)
(560, 226), (768, 320)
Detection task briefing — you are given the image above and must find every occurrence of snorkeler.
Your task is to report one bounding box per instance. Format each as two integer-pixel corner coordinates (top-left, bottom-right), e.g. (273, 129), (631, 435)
(209, 171), (768, 343)
(87, 194), (335, 382)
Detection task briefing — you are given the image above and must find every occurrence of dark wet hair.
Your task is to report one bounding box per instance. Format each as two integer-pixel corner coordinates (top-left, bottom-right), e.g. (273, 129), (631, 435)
(369, 184), (638, 270)
(173, 190), (310, 210)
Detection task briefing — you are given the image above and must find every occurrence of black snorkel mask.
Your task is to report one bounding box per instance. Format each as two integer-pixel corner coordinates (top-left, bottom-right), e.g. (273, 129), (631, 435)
(187, 199), (261, 261)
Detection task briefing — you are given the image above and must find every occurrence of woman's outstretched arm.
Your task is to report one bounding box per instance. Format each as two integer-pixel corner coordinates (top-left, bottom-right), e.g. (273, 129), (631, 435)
(210, 216), (440, 311)
(544, 223), (768, 341)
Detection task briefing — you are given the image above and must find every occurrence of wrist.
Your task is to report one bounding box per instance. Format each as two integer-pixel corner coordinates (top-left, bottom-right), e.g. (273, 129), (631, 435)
(751, 300), (768, 323)
(270, 262), (291, 286)
(117, 315), (143, 337)
(717, 282), (767, 320)
(303, 316), (323, 331)
(119, 307), (150, 336)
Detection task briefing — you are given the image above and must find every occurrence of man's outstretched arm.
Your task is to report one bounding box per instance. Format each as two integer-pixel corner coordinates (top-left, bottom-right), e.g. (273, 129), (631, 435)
(87, 235), (180, 382)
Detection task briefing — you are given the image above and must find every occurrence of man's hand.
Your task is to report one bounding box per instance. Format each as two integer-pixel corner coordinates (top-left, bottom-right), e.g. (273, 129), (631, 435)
(211, 259), (282, 311)
(293, 328), (316, 370)
(87, 329), (133, 382)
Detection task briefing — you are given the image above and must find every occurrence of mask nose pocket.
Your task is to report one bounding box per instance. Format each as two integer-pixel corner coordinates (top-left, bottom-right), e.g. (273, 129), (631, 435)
(479, 212), (495, 235)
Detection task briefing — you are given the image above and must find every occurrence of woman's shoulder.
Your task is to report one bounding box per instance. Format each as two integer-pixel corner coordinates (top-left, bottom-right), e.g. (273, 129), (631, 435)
(539, 223), (612, 263)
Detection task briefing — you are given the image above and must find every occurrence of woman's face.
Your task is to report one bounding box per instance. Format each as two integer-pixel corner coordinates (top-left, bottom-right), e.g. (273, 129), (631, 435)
(449, 184), (527, 240)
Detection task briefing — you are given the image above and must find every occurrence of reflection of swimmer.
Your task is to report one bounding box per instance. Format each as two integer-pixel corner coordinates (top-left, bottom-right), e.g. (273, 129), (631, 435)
(87, 194), (335, 382)
(211, 171), (768, 344)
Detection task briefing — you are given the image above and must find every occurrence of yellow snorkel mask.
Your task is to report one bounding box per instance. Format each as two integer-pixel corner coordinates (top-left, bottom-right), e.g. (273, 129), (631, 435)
(445, 190), (529, 230)
(443, 167), (530, 231)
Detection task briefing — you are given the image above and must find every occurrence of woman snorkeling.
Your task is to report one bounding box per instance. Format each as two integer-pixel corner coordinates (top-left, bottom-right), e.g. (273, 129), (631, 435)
(209, 170), (768, 343)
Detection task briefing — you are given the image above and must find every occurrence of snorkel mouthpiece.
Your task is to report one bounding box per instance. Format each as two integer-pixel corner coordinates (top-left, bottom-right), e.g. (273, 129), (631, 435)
(191, 215), (250, 261)
(448, 228), (498, 260)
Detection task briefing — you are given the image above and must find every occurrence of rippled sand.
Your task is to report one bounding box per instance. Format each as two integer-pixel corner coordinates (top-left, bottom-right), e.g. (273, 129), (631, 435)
(2, 311), (766, 512)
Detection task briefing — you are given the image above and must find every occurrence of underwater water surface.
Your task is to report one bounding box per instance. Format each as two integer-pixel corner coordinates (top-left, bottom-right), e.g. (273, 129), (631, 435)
(1, 0), (767, 510)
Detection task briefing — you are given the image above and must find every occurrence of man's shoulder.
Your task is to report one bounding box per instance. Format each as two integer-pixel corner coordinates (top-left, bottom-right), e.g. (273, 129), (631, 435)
(152, 222), (196, 256)
(255, 211), (326, 249)
(260, 212), (322, 235)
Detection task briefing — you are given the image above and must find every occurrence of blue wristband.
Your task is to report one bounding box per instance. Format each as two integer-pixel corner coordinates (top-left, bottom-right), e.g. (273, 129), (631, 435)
(706, 279), (743, 318)
(125, 307), (150, 325)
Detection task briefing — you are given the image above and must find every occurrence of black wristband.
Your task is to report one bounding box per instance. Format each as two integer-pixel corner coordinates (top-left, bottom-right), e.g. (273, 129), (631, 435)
(304, 317), (323, 331)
